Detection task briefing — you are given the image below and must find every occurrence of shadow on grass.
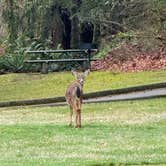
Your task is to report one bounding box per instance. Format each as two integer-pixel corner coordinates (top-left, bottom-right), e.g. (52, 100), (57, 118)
(90, 163), (117, 166)
(90, 162), (166, 166)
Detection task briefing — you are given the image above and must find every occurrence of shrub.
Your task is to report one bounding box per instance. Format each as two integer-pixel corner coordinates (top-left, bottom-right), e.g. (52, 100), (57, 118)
(0, 48), (27, 72)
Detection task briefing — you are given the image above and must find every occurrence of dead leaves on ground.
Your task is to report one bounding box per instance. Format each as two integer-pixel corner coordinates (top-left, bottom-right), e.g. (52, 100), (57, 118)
(92, 44), (166, 72)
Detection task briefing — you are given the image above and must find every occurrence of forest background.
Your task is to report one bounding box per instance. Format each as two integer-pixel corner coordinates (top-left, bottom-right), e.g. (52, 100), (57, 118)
(0, 0), (166, 72)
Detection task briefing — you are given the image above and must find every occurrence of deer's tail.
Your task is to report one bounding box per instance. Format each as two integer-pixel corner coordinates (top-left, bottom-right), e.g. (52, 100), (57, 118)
(76, 86), (81, 98)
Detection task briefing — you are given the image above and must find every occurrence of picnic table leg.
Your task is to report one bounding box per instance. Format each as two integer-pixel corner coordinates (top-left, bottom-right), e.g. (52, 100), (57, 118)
(88, 49), (91, 70)
(41, 62), (48, 74)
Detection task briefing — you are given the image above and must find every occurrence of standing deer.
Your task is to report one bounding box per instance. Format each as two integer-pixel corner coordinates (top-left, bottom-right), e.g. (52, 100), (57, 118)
(65, 69), (90, 128)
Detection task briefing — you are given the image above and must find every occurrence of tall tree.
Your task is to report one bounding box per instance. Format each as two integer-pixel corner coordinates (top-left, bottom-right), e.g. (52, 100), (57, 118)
(3, 0), (18, 50)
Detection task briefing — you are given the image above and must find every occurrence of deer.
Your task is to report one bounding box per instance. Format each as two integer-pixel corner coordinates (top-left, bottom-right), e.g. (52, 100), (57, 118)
(65, 69), (90, 128)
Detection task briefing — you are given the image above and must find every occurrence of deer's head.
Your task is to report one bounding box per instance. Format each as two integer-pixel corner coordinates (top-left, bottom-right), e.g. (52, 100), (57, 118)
(72, 69), (90, 86)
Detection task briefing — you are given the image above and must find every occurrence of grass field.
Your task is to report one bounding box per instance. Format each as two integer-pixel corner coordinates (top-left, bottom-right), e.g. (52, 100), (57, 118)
(0, 70), (166, 102)
(0, 98), (166, 166)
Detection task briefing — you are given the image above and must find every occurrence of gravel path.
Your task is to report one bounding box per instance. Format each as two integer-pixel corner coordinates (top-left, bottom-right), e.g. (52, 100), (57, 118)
(85, 88), (166, 103)
(34, 88), (166, 107)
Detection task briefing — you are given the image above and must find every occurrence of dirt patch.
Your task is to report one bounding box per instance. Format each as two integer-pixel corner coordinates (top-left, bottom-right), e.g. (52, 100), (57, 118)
(92, 44), (166, 72)
(84, 111), (166, 125)
(11, 73), (44, 83)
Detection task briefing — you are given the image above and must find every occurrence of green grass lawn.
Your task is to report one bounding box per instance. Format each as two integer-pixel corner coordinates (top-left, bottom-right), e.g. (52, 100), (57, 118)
(0, 70), (166, 102)
(0, 98), (166, 166)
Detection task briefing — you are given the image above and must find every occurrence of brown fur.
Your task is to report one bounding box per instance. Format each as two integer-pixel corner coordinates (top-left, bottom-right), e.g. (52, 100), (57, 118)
(65, 70), (89, 128)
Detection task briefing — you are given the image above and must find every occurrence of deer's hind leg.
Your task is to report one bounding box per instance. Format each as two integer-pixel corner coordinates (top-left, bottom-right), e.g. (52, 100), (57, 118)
(78, 109), (81, 128)
(75, 109), (81, 128)
(75, 110), (78, 128)
(69, 106), (73, 127)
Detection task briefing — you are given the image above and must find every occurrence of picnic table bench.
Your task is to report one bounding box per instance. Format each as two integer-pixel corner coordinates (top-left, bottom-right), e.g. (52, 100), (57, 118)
(25, 49), (97, 73)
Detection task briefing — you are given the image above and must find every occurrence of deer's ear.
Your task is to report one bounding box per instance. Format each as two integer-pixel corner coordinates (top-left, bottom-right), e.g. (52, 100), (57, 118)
(84, 69), (90, 77)
(71, 70), (77, 77)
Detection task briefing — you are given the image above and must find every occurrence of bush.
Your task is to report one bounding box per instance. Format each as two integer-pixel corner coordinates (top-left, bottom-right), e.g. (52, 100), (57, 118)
(95, 31), (135, 59)
(0, 48), (27, 72)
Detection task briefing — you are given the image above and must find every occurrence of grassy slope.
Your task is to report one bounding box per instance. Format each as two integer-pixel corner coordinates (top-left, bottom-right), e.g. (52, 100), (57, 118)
(0, 98), (166, 165)
(0, 70), (166, 102)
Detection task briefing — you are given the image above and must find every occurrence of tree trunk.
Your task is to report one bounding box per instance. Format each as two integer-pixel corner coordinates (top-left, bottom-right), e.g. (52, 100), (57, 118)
(5, 0), (18, 51)
(71, 16), (80, 49)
